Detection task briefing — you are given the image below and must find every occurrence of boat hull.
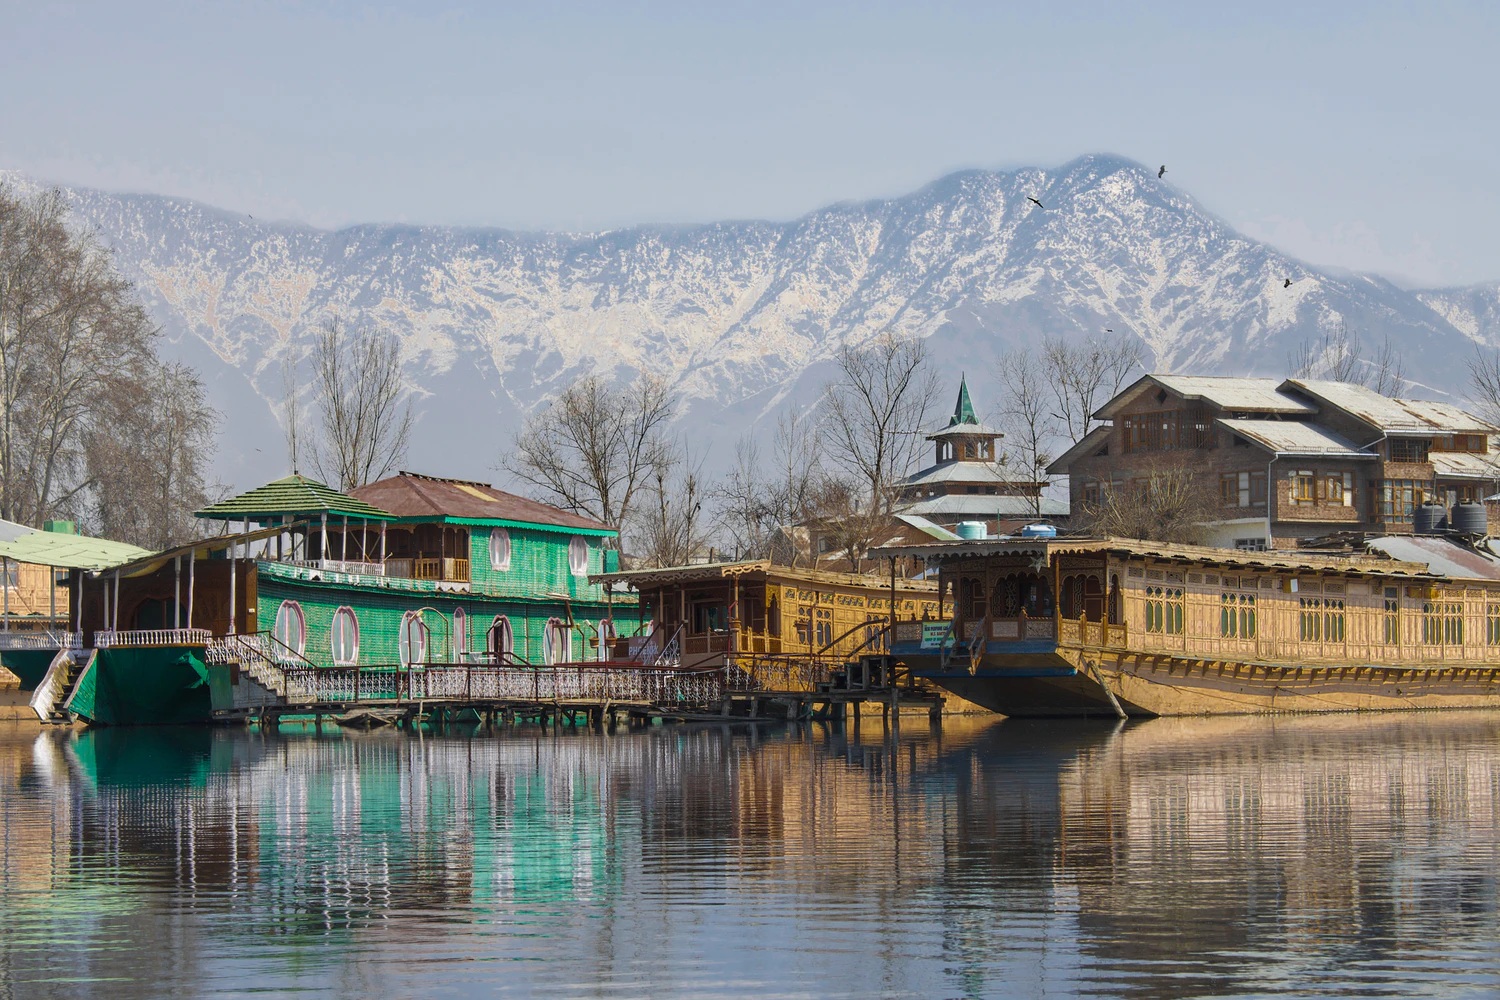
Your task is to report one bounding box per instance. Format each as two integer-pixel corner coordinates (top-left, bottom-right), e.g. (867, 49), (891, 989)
(66, 646), (213, 726)
(898, 641), (1500, 718)
(0, 648), (63, 691)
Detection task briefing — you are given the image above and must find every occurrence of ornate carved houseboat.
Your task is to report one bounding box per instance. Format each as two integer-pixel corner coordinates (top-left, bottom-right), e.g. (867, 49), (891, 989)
(880, 532), (1500, 718)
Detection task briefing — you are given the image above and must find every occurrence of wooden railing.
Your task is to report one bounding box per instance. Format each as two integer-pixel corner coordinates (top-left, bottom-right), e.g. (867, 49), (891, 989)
(1057, 618), (1129, 649)
(94, 628), (212, 648)
(283, 558), (387, 577)
(406, 558), (470, 583)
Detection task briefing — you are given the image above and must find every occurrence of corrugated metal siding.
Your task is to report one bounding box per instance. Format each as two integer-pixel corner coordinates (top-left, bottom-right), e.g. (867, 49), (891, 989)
(467, 527), (610, 603)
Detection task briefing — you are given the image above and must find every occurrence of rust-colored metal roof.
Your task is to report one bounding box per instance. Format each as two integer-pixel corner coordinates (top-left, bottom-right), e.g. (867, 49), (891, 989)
(350, 472), (614, 533)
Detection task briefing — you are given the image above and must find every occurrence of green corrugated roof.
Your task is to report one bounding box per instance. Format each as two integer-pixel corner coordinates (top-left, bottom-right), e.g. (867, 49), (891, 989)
(195, 474), (393, 522)
(0, 529), (153, 571)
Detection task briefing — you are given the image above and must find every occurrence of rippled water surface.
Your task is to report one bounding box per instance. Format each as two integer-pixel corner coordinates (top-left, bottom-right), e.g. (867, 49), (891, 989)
(3, 713), (1500, 998)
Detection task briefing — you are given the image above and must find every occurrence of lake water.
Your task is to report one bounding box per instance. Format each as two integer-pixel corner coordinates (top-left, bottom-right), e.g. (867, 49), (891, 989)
(2, 713), (1500, 998)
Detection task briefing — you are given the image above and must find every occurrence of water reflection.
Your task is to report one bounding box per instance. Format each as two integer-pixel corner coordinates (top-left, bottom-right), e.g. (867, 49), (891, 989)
(2, 714), (1499, 997)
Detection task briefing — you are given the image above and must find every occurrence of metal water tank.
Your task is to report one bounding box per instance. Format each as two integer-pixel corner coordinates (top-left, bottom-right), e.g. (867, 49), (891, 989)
(1451, 502), (1489, 537)
(956, 521), (988, 541)
(1019, 523), (1058, 539)
(1414, 503), (1447, 535)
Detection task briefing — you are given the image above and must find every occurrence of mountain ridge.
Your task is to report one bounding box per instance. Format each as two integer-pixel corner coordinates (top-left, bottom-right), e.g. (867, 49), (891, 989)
(5, 154), (1498, 493)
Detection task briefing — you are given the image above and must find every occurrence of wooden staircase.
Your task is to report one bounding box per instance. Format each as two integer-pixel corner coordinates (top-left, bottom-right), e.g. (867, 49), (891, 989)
(29, 649), (94, 724)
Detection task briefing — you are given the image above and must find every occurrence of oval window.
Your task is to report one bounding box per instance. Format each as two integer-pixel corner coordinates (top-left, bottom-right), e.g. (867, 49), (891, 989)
(489, 528), (511, 571)
(398, 612), (429, 667)
(543, 617), (571, 664)
(453, 607), (468, 659)
(487, 616), (513, 663)
(568, 536), (588, 576)
(273, 601), (306, 656)
(331, 607), (359, 665)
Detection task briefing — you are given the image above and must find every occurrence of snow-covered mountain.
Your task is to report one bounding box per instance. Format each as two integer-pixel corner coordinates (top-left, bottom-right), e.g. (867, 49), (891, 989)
(15, 154), (1500, 491)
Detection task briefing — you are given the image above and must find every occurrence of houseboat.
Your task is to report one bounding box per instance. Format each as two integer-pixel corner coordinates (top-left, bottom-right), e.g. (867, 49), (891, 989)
(28, 472), (632, 725)
(878, 529), (1500, 718)
(590, 560), (939, 691)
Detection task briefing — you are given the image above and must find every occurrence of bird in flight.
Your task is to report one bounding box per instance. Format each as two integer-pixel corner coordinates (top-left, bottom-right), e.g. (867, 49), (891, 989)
(1158, 165), (1167, 179)
(1283, 278), (1293, 288)
(1027, 196), (1044, 209)
(1105, 328), (1113, 333)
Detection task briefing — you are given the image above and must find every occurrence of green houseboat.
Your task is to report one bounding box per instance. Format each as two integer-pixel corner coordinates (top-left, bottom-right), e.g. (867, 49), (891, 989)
(30, 472), (630, 725)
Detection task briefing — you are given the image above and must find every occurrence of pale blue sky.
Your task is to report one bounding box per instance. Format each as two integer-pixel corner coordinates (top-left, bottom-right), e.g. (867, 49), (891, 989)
(3, 1), (1497, 286)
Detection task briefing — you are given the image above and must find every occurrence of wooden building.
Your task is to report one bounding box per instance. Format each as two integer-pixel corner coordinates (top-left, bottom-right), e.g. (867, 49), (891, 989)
(1049, 375), (1500, 550)
(593, 561), (939, 685)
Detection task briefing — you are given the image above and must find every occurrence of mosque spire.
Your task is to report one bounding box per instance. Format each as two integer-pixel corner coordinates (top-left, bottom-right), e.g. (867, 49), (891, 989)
(950, 374), (977, 427)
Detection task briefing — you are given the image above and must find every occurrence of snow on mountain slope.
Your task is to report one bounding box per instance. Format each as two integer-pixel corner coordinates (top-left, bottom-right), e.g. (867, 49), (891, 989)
(10, 154), (1496, 492)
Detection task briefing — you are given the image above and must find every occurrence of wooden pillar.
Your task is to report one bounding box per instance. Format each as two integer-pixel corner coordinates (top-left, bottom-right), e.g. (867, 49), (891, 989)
(320, 512), (328, 562)
(381, 521), (387, 565)
(73, 572), (80, 635)
(174, 556), (181, 629)
(342, 515), (348, 564)
(229, 541), (237, 636)
(187, 546), (196, 629)
(3, 557), (10, 630)
(112, 569), (120, 633)
(889, 556), (898, 639)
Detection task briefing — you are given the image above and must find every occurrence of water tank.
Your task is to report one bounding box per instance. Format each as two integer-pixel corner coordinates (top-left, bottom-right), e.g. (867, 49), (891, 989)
(956, 521), (988, 541)
(1019, 523), (1058, 539)
(1414, 503), (1447, 535)
(1451, 502), (1489, 537)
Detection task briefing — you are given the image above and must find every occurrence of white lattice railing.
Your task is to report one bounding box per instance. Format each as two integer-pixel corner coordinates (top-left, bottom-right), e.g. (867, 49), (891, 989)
(0, 630), (81, 650)
(94, 628), (212, 648)
(282, 558), (387, 577)
(275, 663), (727, 706)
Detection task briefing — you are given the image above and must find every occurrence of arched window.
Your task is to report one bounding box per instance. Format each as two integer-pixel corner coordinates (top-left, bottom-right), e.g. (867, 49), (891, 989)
(487, 616), (513, 662)
(330, 607), (359, 665)
(453, 607), (468, 659)
(543, 617), (570, 664)
(489, 528), (511, 571)
(568, 536), (589, 576)
(273, 600), (306, 656)
(399, 612), (429, 667)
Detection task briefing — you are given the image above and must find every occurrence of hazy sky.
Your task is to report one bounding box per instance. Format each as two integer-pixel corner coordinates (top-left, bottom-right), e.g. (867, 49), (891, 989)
(3, 1), (1497, 287)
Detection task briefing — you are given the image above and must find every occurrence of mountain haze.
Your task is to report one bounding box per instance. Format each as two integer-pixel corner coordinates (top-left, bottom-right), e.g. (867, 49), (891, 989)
(15, 155), (1500, 492)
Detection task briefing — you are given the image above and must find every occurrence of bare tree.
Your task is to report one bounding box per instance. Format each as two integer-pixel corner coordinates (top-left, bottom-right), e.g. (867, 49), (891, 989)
(308, 316), (414, 491)
(1467, 346), (1500, 426)
(1076, 461), (1219, 544)
(821, 333), (940, 511)
(713, 412), (820, 563)
(996, 348), (1060, 518)
(632, 452), (710, 568)
(1289, 319), (1406, 394)
(805, 476), (888, 572)
(88, 363), (222, 548)
(506, 373), (677, 531)
(0, 182), (216, 543)
(1041, 333), (1143, 442)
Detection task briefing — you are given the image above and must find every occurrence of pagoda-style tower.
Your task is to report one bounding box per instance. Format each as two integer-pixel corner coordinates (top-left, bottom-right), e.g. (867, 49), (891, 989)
(896, 376), (1067, 527)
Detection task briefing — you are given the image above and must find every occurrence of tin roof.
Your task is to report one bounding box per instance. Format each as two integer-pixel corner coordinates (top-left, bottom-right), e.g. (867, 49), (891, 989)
(892, 514), (962, 542)
(0, 527), (152, 571)
(902, 462), (1025, 487)
(869, 534), (1434, 577)
(898, 495), (1069, 519)
(196, 475), (392, 522)
(1365, 535), (1500, 581)
(1096, 375), (1316, 420)
(1215, 418), (1377, 458)
(1282, 380), (1497, 435)
(592, 559), (937, 591)
(927, 376), (1003, 439)
(350, 471), (614, 534)
(1431, 451), (1500, 481)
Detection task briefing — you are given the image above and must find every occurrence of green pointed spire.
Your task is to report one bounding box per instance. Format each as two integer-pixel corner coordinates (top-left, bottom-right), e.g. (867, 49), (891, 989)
(949, 374), (977, 426)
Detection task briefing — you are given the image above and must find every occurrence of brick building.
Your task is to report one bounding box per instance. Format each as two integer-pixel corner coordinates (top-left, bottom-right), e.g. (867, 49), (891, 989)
(1048, 375), (1500, 550)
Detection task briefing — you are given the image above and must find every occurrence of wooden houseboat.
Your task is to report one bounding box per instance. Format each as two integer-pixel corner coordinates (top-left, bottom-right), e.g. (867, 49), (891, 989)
(591, 560), (939, 691)
(877, 532), (1500, 718)
(26, 473), (634, 725)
